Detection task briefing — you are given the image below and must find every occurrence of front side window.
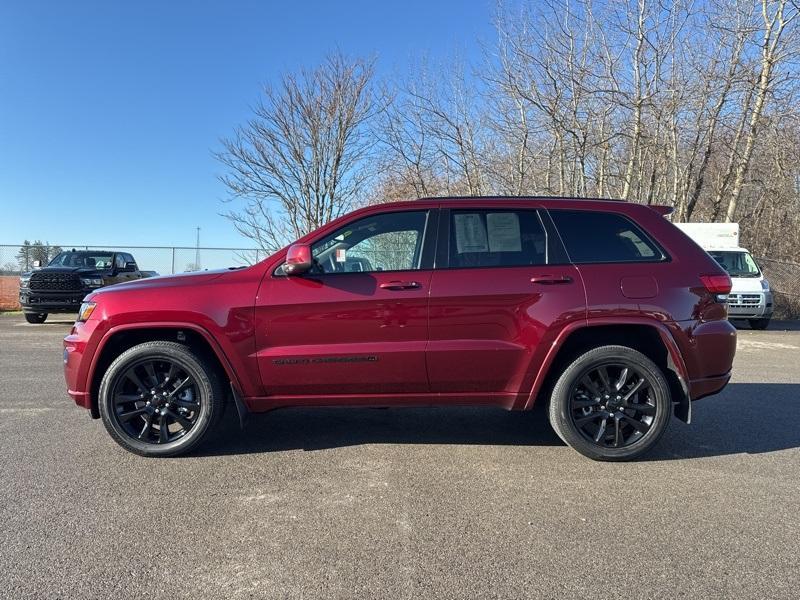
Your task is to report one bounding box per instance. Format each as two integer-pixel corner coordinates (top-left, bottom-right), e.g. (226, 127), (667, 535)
(549, 210), (665, 264)
(448, 209), (548, 268)
(309, 211), (428, 274)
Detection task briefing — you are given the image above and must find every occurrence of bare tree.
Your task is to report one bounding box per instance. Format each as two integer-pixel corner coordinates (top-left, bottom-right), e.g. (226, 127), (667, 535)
(221, 1), (800, 266)
(724, 0), (798, 222)
(379, 59), (489, 200)
(216, 53), (382, 251)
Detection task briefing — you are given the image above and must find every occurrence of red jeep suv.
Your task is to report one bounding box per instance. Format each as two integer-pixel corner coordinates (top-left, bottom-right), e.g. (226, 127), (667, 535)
(64, 198), (736, 461)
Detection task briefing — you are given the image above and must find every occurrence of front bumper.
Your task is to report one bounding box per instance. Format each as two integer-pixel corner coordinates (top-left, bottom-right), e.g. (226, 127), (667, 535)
(64, 318), (104, 413)
(20, 290), (87, 313)
(726, 291), (773, 319)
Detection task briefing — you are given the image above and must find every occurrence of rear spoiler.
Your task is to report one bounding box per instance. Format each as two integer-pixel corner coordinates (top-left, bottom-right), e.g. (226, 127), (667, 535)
(649, 205), (674, 217)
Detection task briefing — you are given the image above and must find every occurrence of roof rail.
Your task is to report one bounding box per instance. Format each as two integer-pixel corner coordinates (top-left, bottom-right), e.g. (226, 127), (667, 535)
(415, 195), (627, 203)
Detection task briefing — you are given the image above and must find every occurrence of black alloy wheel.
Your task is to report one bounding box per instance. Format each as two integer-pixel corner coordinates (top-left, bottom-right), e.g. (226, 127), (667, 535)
(111, 358), (202, 444)
(569, 363), (656, 449)
(99, 341), (224, 457)
(549, 345), (672, 461)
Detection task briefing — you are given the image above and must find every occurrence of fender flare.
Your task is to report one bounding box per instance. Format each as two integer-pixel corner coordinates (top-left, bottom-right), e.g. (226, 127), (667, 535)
(524, 317), (692, 423)
(86, 321), (245, 418)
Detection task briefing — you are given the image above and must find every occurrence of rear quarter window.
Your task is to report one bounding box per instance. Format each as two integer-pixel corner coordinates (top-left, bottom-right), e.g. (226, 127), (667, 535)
(549, 209), (666, 264)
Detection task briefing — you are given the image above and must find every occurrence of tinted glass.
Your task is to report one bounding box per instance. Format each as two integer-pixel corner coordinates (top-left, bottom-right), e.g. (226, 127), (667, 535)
(549, 210), (664, 263)
(449, 209), (547, 268)
(49, 251), (114, 268)
(310, 211), (428, 274)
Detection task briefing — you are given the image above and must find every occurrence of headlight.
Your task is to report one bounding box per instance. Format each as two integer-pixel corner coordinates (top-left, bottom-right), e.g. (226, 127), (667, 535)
(80, 277), (104, 288)
(761, 279), (770, 291)
(19, 275), (31, 289)
(77, 302), (97, 322)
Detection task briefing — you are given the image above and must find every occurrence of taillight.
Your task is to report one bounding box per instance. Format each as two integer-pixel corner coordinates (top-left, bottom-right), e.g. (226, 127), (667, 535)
(700, 274), (732, 294)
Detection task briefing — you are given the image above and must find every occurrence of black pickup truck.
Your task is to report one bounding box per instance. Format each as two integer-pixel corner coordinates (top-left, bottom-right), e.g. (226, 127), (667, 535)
(19, 250), (156, 323)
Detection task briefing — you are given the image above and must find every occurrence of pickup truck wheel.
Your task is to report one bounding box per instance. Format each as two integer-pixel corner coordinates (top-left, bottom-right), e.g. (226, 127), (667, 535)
(98, 341), (224, 457)
(548, 345), (671, 461)
(24, 313), (47, 324)
(748, 318), (770, 330)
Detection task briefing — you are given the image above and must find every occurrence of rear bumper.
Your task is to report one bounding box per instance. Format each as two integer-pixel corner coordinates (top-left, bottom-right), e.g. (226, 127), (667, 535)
(673, 318), (737, 401)
(689, 371), (732, 401)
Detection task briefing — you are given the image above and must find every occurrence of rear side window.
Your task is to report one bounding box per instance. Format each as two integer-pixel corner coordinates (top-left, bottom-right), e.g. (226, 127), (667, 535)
(448, 209), (548, 268)
(549, 210), (665, 264)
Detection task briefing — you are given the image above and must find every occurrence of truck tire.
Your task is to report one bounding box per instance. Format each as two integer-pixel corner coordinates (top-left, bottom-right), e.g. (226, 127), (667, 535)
(749, 318), (770, 330)
(548, 345), (672, 461)
(24, 313), (47, 324)
(98, 341), (225, 457)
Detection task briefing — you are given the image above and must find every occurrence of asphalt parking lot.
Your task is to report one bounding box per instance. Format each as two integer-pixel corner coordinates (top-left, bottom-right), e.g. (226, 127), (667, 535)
(1, 314), (799, 599)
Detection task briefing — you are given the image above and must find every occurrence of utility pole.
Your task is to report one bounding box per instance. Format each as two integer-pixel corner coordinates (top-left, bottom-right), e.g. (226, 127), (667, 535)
(195, 227), (201, 271)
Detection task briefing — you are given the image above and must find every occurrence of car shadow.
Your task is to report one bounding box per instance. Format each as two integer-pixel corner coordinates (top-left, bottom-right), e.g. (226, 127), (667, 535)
(195, 383), (800, 461)
(732, 319), (800, 331)
(647, 382), (800, 460)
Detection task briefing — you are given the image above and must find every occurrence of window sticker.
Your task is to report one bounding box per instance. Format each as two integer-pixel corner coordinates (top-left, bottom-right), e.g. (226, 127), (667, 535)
(454, 213), (488, 253)
(335, 248), (347, 263)
(486, 212), (521, 252)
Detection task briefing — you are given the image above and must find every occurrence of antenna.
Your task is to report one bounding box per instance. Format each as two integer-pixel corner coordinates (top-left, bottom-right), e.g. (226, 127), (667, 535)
(195, 227), (201, 270)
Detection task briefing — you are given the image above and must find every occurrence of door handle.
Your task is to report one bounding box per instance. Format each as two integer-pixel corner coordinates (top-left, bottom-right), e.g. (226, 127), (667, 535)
(530, 275), (573, 285)
(379, 280), (421, 290)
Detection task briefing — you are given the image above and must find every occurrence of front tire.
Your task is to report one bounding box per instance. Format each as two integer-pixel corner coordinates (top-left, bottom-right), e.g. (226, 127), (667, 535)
(24, 312), (47, 324)
(548, 345), (672, 461)
(749, 318), (770, 330)
(98, 341), (225, 457)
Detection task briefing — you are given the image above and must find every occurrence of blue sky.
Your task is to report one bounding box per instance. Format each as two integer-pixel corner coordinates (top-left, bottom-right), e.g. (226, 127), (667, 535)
(0, 0), (494, 249)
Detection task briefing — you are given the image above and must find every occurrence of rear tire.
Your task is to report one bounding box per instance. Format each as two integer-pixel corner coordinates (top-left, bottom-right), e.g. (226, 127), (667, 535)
(749, 318), (770, 330)
(548, 345), (672, 461)
(24, 313), (47, 324)
(98, 341), (225, 457)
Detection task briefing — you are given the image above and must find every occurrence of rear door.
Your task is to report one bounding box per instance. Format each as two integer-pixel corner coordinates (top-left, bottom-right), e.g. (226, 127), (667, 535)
(426, 205), (586, 402)
(547, 209), (671, 318)
(255, 208), (437, 398)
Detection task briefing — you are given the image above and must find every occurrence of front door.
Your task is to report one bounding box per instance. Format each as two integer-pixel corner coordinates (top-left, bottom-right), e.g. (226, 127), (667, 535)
(426, 206), (586, 403)
(255, 209), (436, 398)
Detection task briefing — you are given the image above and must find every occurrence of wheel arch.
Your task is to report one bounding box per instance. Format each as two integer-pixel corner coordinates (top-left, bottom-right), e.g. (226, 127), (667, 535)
(525, 319), (691, 422)
(87, 323), (241, 419)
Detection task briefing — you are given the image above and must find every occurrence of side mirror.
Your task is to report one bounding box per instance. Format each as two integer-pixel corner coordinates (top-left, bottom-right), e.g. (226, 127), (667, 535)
(284, 243), (312, 275)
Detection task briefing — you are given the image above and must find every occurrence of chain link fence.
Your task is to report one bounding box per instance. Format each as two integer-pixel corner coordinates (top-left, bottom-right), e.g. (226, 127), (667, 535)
(1, 243), (798, 318)
(756, 257), (800, 319)
(0, 243), (267, 311)
(0, 244), (266, 276)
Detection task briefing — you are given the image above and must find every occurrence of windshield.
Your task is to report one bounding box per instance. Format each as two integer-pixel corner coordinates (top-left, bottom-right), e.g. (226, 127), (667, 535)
(708, 251), (761, 278)
(49, 251), (114, 269)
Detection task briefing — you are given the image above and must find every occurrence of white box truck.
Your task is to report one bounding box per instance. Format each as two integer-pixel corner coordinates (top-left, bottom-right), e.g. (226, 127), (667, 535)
(675, 223), (773, 329)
